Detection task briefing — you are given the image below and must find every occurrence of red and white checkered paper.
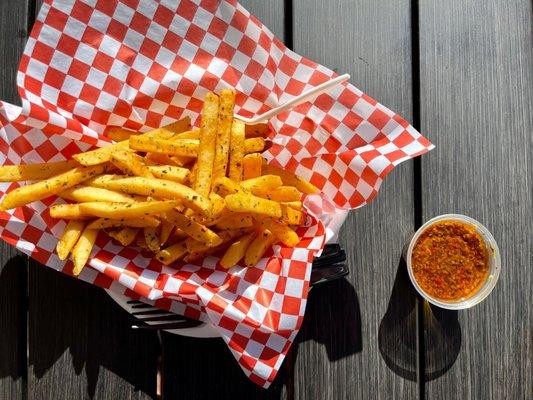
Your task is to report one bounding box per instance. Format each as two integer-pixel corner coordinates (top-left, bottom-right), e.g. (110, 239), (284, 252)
(0, 0), (433, 388)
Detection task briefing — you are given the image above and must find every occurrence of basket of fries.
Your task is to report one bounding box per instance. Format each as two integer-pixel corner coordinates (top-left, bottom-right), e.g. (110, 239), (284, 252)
(0, 0), (433, 387)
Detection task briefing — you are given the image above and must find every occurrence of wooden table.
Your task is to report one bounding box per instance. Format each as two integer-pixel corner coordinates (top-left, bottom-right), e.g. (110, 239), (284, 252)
(0, 1), (531, 399)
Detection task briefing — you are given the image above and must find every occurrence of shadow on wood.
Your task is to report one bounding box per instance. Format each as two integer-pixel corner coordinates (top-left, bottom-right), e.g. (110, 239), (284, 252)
(296, 278), (362, 361)
(378, 258), (462, 382)
(28, 265), (159, 399)
(162, 333), (287, 399)
(378, 258), (418, 381)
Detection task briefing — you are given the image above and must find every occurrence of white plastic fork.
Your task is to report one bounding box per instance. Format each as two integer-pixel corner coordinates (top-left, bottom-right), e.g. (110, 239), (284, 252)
(235, 73), (350, 125)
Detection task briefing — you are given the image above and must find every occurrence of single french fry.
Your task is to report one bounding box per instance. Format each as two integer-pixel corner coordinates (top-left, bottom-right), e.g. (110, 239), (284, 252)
(86, 216), (160, 229)
(59, 185), (138, 203)
(245, 123), (270, 138)
(228, 119), (245, 181)
(110, 149), (153, 177)
(244, 229), (275, 267)
(212, 176), (246, 196)
(147, 165), (189, 183)
(144, 226), (161, 252)
(194, 92), (219, 196)
(240, 175), (283, 194)
(242, 153), (263, 180)
(257, 217), (300, 247)
(56, 220), (86, 260)
(74, 117), (190, 166)
(129, 136), (199, 157)
(87, 175), (211, 216)
(159, 220), (174, 245)
(262, 164), (319, 194)
(254, 186), (301, 202)
(212, 89), (236, 182)
(215, 212), (253, 230)
(0, 160), (78, 182)
(225, 193), (282, 218)
(220, 231), (256, 269)
(106, 127), (138, 142)
(188, 162), (198, 186)
(108, 227), (139, 246)
(78, 200), (181, 219)
(281, 201), (302, 210)
(145, 152), (181, 166)
(0, 164), (105, 210)
(49, 204), (91, 219)
(71, 227), (98, 276)
(163, 210), (222, 247)
(243, 137), (265, 154)
(171, 130), (200, 140)
(209, 192), (226, 219)
(279, 204), (305, 226)
(155, 240), (188, 265)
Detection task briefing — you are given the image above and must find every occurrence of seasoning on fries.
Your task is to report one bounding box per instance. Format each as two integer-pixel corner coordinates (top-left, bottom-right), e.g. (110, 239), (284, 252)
(0, 91), (318, 275)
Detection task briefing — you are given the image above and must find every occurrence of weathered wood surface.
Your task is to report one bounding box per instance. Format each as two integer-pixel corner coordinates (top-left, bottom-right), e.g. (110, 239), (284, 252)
(291, 1), (419, 399)
(418, 0), (533, 398)
(161, 1), (290, 399)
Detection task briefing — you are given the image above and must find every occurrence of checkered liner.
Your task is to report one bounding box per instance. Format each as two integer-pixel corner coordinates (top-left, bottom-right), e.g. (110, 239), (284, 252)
(0, 0), (433, 388)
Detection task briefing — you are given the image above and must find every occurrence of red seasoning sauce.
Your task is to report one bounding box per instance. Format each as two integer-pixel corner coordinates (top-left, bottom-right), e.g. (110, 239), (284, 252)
(412, 221), (489, 301)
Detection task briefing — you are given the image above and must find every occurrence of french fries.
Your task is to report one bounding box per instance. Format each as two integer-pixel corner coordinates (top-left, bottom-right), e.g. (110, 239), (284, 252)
(0, 92), (319, 273)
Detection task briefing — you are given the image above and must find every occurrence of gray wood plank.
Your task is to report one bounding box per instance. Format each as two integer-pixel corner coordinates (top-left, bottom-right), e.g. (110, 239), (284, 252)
(0, 0), (32, 399)
(291, 1), (418, 399)
(161, 1), (289, 399)
(418, 0), (532, 398)
(28, 266), (160, 400)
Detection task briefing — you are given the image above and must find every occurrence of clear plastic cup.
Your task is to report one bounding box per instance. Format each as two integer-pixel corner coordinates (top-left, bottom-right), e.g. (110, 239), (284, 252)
(405, 214), (501, 310)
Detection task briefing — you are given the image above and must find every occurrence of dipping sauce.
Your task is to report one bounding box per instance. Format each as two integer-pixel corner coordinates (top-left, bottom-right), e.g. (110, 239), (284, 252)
(411, 220), (489, 301)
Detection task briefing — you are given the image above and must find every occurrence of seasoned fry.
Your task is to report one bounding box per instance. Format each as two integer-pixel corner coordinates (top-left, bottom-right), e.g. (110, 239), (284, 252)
(56, 220), (86, 260)
(108, 227), (138, 246)
(144, 226), (161, 252)
(0, 160), (78, 182)
(281, 201), (302, 210)
(280, 204), (305, 226)
(79, 200), (181, 219)
(194, 92), (219, 196)
(257, 217), (300, 247)
(209, 192), (226, 219)
(242, 153), (263, 180)
(220, 231), (255, 269)
(0, 164), (105, 210)
(244, 229), (275, 267)
(212, 176), (246, 196)
(228, 119), (245, 181)
(215, 212), (253, 230)
(262, 164), (319, 194)
(110, 149), (153, 177)
(106, 127), (137, 142)
(163, 210), (222, 247)
(225, 193), (282, 218)
(243, 137), (266, 153)
(155, 240), (188, 265)
(159, 220), (174, 245)
(183, 229), (246, 263)
(145, 152), (181, 166)
(256, 186), (301, 202)
(129, 136), (199, 157)
(49, 204), (91, 219)
(88, 176), (211, 216)
(172, 130), (200, 140)
(147, 165), (189, 183)
(74, 117), (190, 166)
(240, 175), (283, 193)
(71, 227), (98, 276)
(245, 123), (270, 138)
(59, 185), (138, 203)
(212, 89), (236, 182)
(86, 216), (160, 229)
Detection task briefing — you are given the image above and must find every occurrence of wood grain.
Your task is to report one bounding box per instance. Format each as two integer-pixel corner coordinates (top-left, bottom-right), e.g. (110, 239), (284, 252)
(418, 0), (532, 398)
(291, 1), (418, 399)
(0, 0), (32, 399)
(28, 267), (160, 400)
(161, 2), (288, 399)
